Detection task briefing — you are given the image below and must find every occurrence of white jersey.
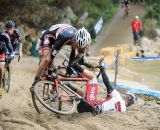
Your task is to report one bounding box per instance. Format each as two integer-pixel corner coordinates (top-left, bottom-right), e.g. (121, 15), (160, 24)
(100, 89), (126, 112)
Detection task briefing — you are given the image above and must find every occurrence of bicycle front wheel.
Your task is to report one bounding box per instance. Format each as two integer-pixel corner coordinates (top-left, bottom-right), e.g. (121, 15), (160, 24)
(2, 65), (10, 93)
(33, 80), (77, 115)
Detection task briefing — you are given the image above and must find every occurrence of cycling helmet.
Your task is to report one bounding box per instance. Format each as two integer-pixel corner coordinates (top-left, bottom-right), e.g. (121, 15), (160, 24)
(75, 27), (91, 48)
(125, 92), (138, 106)
(41, 30), (47, 35)
(5, 20), (15, 28)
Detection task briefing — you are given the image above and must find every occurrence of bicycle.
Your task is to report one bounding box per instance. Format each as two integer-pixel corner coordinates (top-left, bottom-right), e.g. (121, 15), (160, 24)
(0, 55), (11, 96)
(124, 5), (129, 18)
(31, 58), (105, 115)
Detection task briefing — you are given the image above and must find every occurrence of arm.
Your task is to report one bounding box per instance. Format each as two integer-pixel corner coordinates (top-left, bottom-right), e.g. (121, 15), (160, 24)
(3, 33), (14, 54)
(15, 29), (23, 55)
(139, 21), (142, 30)
(5, 37), (15, 60)
(78, 56), (95, 69)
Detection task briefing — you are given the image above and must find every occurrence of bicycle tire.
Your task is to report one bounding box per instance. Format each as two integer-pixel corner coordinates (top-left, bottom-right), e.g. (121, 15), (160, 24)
(2, 65), (10, 93)
(18, 55), (20, 62)
(33, 80), (77, 115)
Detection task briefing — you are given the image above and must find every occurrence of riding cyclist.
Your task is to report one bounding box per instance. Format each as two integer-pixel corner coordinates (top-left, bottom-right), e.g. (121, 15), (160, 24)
(124, 0), (129, 16)
(32, 24), (91, 85)
(4, 20), (23, 57)
(0, 21), (16, 95)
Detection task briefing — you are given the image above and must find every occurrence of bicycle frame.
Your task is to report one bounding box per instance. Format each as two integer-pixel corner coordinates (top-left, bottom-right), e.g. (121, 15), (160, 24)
(53, 73), (89, 97)
(32, 58), (107, 115)
(53, 69), (100, 106)
(0, 58), (10, 93)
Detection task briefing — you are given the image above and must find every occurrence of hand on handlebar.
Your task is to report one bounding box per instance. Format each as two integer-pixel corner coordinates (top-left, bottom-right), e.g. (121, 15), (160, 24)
(98, 58), (105, 69)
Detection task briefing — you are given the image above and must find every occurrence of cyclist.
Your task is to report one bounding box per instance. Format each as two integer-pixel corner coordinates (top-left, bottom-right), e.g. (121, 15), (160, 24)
(4, 20), (23, 57)
(32, 24), (91, 85)
(0, 29), (15, 93)
(124, 0), (129, 16)
(68, 56), (135, 114)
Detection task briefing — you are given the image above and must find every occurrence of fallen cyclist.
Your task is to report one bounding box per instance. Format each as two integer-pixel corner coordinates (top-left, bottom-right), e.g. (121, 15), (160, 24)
(67, 56), (137, 115)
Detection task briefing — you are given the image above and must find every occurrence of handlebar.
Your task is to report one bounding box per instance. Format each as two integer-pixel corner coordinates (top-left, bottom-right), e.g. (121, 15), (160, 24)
(47, 57), (106, 79)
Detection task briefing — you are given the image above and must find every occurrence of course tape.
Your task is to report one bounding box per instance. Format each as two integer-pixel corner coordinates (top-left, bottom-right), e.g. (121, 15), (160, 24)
(85, 55), (160, 70)
(114, 84), (160, 98)
(85, 55), (160, 63)
(98, 79), (160, 98)
(130, 56), (160, 61)
(84, 56), (117, 68)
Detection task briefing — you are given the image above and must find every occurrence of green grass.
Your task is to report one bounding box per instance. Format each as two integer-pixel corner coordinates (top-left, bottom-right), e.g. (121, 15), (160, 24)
(85, 0), (117, 23)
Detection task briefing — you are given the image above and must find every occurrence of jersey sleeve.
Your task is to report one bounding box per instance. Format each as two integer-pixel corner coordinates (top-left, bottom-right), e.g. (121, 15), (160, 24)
(2, 32), (14, 53)
(14, 29), (22, 42)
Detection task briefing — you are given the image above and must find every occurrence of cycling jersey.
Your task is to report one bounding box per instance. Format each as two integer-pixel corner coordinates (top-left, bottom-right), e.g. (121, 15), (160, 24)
(0, 31), (14, 54)
(40, 24), (77, 59)
(98, 89), (126, 112)
(5, 29), (22, 51)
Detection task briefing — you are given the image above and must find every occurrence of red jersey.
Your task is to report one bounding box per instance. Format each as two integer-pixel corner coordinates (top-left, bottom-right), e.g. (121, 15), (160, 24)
(131, 20), (142, 32)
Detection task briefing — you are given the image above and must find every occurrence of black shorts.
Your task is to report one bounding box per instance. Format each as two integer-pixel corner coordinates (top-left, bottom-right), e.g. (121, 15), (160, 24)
(133, 31), (139, 41)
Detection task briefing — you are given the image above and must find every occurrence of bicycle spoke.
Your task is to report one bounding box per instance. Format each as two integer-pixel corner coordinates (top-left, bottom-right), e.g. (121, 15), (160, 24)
(34, 80), (77, 114)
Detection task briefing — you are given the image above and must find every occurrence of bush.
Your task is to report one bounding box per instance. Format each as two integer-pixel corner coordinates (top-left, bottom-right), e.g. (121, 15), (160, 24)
(85, 0), (117, 22)
(143, 19), (157, 38)
(0, 0), (117, 31)
(144, 0), (160, 27)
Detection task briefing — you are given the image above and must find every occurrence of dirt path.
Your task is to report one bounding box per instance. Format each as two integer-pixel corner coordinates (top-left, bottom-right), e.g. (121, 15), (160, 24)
(91, 5), (145, 56)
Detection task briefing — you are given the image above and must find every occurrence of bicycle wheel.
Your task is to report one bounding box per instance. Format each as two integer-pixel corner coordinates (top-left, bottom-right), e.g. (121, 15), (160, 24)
(0, 86), (4, 97)
(33, 80), (77, 115)
(2, 65), (10, 93)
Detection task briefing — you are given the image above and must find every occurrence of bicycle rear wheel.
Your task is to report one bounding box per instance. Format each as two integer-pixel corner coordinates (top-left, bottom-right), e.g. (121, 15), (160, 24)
(2, 65), (10, 93)
(33, 80), (77, 115)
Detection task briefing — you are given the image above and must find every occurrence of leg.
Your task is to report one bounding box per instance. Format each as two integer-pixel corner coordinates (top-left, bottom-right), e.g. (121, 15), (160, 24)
(76, 69), (99, 113)
(0, 61), (5, 96)
(33, 49), (51, 84)
(101, 67), (114, 94)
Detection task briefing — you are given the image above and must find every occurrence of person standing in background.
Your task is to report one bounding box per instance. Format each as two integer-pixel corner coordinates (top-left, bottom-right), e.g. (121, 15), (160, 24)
(131, 16), (142, 45)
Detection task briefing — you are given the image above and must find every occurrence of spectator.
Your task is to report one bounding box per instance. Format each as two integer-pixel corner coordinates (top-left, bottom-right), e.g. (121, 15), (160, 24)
(131, 16), (142, 45)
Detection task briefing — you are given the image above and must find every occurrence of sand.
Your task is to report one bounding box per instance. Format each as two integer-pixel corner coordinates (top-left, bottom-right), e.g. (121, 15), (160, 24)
(0, 56), (159, 130)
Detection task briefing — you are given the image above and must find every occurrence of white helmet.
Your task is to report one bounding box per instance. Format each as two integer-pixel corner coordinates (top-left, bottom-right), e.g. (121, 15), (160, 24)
(75, 27), (91, 48)
(41, 30), (47, 35)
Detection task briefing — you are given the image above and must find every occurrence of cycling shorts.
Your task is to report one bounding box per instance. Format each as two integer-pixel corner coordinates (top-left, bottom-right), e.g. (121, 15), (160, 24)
(0, 53), (5, 59)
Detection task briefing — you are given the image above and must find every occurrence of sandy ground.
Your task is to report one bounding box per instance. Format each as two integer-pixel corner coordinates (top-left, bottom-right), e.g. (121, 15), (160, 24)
(0, 56), (160, 130)
(0, 5), (160, 130)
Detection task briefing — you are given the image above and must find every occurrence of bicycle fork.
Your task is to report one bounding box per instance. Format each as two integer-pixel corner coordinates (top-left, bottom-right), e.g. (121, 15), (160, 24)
(30, 87), (41, 114)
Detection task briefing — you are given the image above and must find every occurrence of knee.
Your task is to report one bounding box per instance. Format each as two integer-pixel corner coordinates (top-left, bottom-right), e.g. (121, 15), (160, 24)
(43, 57), (51, 64)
